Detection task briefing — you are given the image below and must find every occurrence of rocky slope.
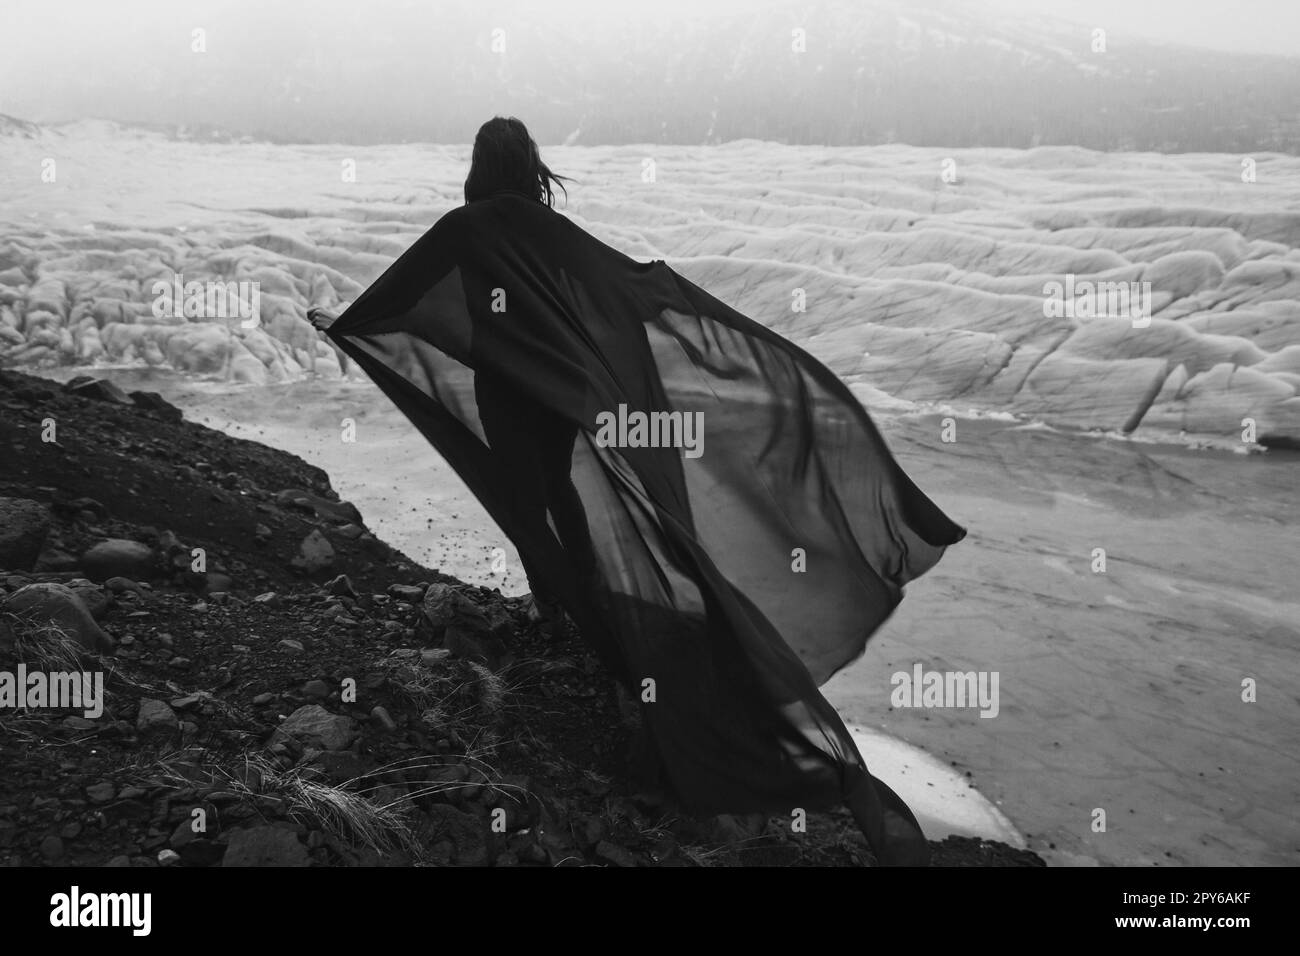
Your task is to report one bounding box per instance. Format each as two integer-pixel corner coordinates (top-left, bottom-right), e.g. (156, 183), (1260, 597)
(0, 368), (1042, 867)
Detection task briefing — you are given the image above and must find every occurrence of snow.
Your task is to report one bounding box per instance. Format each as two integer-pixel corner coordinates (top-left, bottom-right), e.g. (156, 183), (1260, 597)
(2, 124), (1297, 444)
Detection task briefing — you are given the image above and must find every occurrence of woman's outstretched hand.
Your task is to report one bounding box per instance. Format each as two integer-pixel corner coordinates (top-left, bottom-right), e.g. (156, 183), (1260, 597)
(308, 307), (339, 331)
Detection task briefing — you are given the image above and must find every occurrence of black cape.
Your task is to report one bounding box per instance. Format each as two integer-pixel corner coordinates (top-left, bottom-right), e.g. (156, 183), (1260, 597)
(324, 191), (966, 865)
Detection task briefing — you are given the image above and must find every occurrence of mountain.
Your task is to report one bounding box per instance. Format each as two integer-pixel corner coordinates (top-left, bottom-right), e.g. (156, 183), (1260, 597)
(0, 114), (41, 139)
(1, 0), (1296, 150)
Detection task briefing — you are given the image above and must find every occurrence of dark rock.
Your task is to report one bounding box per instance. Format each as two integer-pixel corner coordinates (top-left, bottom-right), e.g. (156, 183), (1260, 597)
(307, 750), (371, 785)
(594, 840), (638, 868)
(136, 698), (178, 735)
(176, 839), (225, 867)
(481, 600), (517, 643)
(85, 781), (116, 803)
(155, 530), (184, 558)
(421, 582), (491, 643)
(0, 497), (50, 572)
(39, 835), (65, 861)
(33, 548), (80, 572)
(302, 679), (331, 699)
(425, 804), (488, 866)
(443, 626), (505, 666)
(290, 529), (334, 575)
(514, 839), (549, 865)
(708, 812), (767, 844)
(3, 581), (114, 653)
(325, 574), (357, 598)
(128, 390), (183, 422)
(201, 572), (234, 595)
(66, 581), (109, 620)
(80, 538), (157, 582)
(271, 705), (358, 751)
(428, 763), (469, 788)
(64, 376), (133, 405)
(222, 825), (310, 867)
(387, 583), (425, 603)
(169, 817), (203, 849)
(369, 705), (397, 733)
(491, 774), (537, 829)
(274, 489), (363, 524)
(578, 814), (606, 848)
(68, 496), (108, 519)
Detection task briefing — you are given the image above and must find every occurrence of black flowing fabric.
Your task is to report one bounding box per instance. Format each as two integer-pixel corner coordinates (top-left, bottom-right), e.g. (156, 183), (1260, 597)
(324, 191), (966, 865)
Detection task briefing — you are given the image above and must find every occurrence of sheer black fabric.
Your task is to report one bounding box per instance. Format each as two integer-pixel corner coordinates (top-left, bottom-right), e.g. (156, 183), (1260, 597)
(324, 191), (966, 865)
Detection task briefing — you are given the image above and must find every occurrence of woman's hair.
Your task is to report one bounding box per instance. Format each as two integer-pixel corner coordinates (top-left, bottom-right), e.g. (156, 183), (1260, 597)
(463, 116), (572, 207)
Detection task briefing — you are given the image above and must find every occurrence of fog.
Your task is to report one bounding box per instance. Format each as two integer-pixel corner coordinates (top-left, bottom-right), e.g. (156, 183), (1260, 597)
(2, 0), (1297, 147)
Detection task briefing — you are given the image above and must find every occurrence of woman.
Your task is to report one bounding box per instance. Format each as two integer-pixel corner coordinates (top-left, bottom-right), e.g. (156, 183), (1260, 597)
(463, 118), (598, 625)
(315, 117), (593, 625)
(313, 116), (966, 866)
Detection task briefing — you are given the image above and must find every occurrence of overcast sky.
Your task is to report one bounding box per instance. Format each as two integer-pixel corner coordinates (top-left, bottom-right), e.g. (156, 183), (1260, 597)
(979, 0), (1300, 55)
(2, 0), (1297, 60)
(1, 0), (1295, 131)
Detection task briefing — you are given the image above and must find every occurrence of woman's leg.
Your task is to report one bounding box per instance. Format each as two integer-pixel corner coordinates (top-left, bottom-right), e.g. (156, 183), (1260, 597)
(537, 418), (598, 585)
(474, 372), (560, 600)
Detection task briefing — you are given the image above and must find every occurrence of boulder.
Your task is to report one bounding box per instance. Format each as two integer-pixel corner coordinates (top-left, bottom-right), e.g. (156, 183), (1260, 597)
(201, 572), (234, 595)
(290, 530), (334, 575)
(128, 390), (183, 422)
(136, 698), (178, 735)
(324, 574), (357, 598)
(64, 376), (134, 405)
(33, 548), (80, 573)
(0, 497), (50, 572)
(80, 538), (157, 582)
(271, 704), (357, 751)
(66, 581), (109, 620)
(3, 582), (114, 653)
(421, 582), (491, 642)
(386, 583), (426, 603)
